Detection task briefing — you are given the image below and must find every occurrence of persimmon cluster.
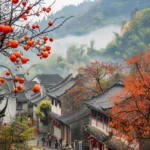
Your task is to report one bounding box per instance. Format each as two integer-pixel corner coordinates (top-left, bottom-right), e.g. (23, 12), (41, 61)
(0, 0), (72, 96)
(0, 0), (63, 63)
(1, 70), (40, 93)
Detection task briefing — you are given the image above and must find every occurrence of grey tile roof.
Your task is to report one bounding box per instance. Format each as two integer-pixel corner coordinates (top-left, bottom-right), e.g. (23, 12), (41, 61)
(6, 79), (15, 92)
(5, 77), (46, 105)
(48, 74), (72, 91)
(55, 108), (90, 125)
(30, 93), (46, 104)
(24, 81), (37, 90)
(17, 74), (27, 81)
(29, 85), (47, 105)
(15, 92), (28, 103)
(47, 74), (75, 98)
(49, 111), (60, 119)
(32, 74), (63, 88)
(84, 81), (124, 112)
(0, 98), (8, 118)
(85, 125), (132, 150)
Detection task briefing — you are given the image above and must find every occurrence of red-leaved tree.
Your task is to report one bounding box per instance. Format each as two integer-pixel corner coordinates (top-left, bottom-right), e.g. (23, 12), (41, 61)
(109, 48), (150, 148)
(69, 60), (122, 103)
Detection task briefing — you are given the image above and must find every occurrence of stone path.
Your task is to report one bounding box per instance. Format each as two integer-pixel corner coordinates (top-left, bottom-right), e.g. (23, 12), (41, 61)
(28, 134), (57, 150)
(28, 134), (71, 150)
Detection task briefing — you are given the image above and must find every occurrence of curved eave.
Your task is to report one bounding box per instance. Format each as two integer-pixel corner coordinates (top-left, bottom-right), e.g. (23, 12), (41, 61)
(0, 98), (8, 116)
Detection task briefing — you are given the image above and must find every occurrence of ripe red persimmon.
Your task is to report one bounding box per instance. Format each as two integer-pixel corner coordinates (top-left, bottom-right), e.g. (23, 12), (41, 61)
(10, 55), (17, 62)
(48, 21), (53, 26)
(12, 0), (19, 4)
(6, 71), (11, 76)
(22, 1), (27, 6)
(10, 40), (19, 48)
(32, 84), (40, 93)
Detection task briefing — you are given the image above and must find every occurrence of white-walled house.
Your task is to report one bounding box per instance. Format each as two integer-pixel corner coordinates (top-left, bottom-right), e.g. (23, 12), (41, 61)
(84, 81), (138, 150)
(47, 74), (90, 147)
(0, 80), (16, 123)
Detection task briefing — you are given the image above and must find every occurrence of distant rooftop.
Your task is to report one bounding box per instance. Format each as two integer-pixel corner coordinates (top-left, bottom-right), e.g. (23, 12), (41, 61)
(47, 74), (75, 99)
(84, 81), (124, 112)
(32, 74), (63, 89)
(54, 108), (90, 125)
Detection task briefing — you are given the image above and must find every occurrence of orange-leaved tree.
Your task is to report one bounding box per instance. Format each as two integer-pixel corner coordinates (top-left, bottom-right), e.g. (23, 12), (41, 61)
(69, 60), (122, 103)
(109, 48), (150, 144)
(0, 0), (72, 94)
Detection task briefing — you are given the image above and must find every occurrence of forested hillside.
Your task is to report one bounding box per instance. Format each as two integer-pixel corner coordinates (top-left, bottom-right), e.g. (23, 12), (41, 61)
(29, 8), (150, 78)
(39, 0), (150, 38)
(101, 8), (150, 59)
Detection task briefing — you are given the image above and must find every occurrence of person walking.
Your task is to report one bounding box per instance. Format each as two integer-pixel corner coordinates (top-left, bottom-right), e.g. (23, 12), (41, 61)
(48, 136), (52, 147)
(41, 135), (46, 147)
(59, 137), (63, 148)
(55, 139), (59, 150)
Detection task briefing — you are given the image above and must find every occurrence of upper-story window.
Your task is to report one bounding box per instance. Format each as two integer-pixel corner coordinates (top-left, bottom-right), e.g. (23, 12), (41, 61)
(59, 102), (61, 108)
(91, 109), (97, 118)
(52, 99), (54, 105)
(97, 112), (103, 122)
(55, 100), (57, 106)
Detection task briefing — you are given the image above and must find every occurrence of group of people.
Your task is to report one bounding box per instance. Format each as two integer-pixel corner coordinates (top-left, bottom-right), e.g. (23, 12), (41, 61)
(41, 133), (69, 149)
(41, 133), (53, 147)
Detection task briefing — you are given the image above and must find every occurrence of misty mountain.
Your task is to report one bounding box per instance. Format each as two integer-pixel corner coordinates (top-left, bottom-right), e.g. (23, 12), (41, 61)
(39, 0), (150, 38)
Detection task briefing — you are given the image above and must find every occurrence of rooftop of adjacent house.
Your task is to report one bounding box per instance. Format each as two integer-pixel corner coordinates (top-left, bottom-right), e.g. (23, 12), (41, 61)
(55, 108), (90, 125)
(0, 97), (8, 118)
(24, 81), (37, 90)
(14, 91), (28, 103)
(17, 74), (27, 80)
(47, 74), (76, 99)
(29, 92), (46, 105)
(85, 125), (133, 150)
(84, 81), (124, 112)
(32, 74), (63, 86)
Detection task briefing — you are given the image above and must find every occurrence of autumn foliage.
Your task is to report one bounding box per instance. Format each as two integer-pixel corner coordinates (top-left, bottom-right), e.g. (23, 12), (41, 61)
(69, 60), (122, 103)
(109, 48), (150, 142)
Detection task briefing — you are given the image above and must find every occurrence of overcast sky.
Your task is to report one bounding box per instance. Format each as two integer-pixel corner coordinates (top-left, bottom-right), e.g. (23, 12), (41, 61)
(45, 0), (85, 13)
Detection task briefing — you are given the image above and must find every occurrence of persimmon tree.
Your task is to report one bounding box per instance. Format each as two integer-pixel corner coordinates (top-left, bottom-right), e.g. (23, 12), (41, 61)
(0, 0), (72, 95)
(109, 48), (150, 144)
(69, 60), (122, 103)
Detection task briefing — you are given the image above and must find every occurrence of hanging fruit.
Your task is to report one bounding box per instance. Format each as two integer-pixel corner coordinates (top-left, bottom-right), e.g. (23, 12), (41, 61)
(13, 51), (21, 58)
(17, 84), (23, 91)
(19, 77), (25, 83)
(12, 0), (19, 4)
(13, 88), (19, 93)
(49, 38), (54, 42)
(6, 71), (11, 76)
(10, 55), (17, 62)
(10, 40), (19, 48)
(0, 77), (5, 83)
(14, 76), (19, 82)
(32, 84), (40, 93)
(48, 21), (53, 26)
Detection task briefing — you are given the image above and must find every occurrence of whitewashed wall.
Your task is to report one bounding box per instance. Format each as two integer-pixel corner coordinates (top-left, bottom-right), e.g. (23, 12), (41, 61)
(51, 101), (61, 116)
(32, 78), (40, 84)
(2, 97), (16, 123)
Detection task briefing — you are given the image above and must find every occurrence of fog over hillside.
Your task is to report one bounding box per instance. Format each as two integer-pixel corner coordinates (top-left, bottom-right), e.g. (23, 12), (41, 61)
(50, 25), (121, 58)
(0, 25), (121, 78)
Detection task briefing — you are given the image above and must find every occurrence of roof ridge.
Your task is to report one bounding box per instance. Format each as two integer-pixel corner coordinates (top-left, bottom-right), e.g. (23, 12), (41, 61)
(84, 80), (124, 103)
(30, 73), (62, 81)
(48, 74), (73, 91)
